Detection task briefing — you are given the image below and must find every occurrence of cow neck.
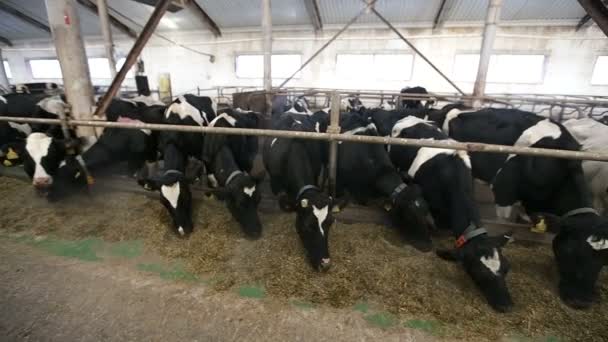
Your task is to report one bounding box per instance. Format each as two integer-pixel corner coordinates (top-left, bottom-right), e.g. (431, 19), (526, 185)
(455, 223), (487, 248)
(212, 146), (243, 187)
(374, 169), (404, 198)
(288, 141), (318, 197)
(297, 185), (319, 201)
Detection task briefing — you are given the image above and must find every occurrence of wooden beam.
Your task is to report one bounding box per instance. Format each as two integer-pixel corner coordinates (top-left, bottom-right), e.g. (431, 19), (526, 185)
(0, 2), (51, 34)
(577, 0), (608, 37)
(433, 0), (448, 29)
(76, 0), (138, 39)
(184, 0), (221, 38)
(576, 14), (592, 31)
(304, 0), (323, 32)
(0, 36), (13, 47)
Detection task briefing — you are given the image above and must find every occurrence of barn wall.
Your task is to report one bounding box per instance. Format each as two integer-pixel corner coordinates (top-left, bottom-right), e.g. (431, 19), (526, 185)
(2, 24), (607, 97)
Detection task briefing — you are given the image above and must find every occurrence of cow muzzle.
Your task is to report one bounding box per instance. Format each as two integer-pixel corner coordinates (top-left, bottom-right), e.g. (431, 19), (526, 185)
(318, 258), (331, 272)
(33, 177), (52, 188)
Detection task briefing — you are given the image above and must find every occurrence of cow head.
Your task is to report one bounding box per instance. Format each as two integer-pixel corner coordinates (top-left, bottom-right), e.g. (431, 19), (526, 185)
(139, 171), (193, 237)
(436, 233), (513, 312)
(222, 171), (264, 239)
(341, 95), (364, 112)
(295, 187), (334, 272)
(23, 133), (67, 193)
(386, 183), (434, 252)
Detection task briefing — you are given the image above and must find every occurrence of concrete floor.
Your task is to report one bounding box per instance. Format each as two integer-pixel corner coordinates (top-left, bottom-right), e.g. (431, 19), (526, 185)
(0, 239), (441, 342)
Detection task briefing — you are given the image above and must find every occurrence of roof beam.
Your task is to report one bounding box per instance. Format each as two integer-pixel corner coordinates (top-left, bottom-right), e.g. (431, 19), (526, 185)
(304, 0), (323, 32)
(576, 14), (592, 31)
(183, 0), (221, 37)
(433, 0), (448, 29)
(577, 0), (608, 37)
(0, 2), (51, 34)
(76, 0), (138, 39)
(0, 35), (13, 47)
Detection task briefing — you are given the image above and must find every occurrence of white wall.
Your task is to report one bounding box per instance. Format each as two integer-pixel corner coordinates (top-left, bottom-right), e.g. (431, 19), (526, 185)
(2, 24), (607, 96)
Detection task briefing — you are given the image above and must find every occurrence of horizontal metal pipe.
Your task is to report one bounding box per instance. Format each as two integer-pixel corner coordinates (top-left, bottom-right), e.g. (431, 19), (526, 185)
(3, 115), (608, 162)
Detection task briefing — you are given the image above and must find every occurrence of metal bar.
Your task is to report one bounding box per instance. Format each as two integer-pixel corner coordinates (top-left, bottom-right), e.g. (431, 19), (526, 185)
(4, 116), (608, 162)
(262, 0), (272, 117)
(278, 0), (378, 89)
(577, 0), (608, 37)
(328, 92), (341, 196)
(304, 0), (323, 32)
(94, 0), (173, 119)
(76, 0), (138, 39)
(46, 0), (96, 137)
(0, 49), (9, 88)
(433, 0), (448, 29)
(366, 3), (466, 96)
(576, 14), (592, 31)
(96, 0), (117, 79)
(0, 2), (51, 34)
(0, 36), (13, 47)
(184, 0), (221, 38)
(473, 0), (502, 106)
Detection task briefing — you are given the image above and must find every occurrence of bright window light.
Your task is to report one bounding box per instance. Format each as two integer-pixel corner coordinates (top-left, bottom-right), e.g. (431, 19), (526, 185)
(30, 59), (63, 79)
(3, 60), (11, 78)
(591, 56), (608, 85)
(337, 54), (413, 81)
(88, 58), (112, 78)
(116, 57), (135, 78)
(453, 54), (545, 83)
(235, 54), (302, 79)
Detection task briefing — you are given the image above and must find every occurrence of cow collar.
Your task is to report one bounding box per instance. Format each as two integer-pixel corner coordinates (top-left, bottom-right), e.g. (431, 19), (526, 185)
(296, 184), (319, 201)
(390, 183), (407, 203)
(455, 223), (487, 248)
(561, 207), (599, 219)
(225, 170), (244, 186)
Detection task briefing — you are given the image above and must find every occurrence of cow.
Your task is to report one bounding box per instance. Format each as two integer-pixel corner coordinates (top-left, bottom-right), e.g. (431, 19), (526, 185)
(284, 97), (312, 115)
(443, 108), (608, 309)
(377, 114), (513, 312)
(263, 113), (334, 271)
(340, 95), (364, 112)
(138, 95), (216, 237)
(336, 112), (435, 251)
(563, 118), (608, 215)
(400, 86), (434, 109)
(201, 108), (264, 239)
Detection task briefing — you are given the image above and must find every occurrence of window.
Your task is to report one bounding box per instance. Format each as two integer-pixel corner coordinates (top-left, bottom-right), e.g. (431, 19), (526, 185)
(336, 54), (413, 81)
(3, 60), (11, 78)
(235, 54), (302, 79)
(453, 54), (545, 83)
(29, 59), (62, 79)
(591, 56), (608, 85)
(88, 57), (133, 78)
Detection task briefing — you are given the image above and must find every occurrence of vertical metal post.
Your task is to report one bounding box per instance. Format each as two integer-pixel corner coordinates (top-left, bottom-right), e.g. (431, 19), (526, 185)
(328, 92), (341, 197)
(473, 0), (502, 108)
(0, 49), (10, 89)
(45, 0), (95, 136)
(262, 0), (272, 117)
(97, 0), (117, 79)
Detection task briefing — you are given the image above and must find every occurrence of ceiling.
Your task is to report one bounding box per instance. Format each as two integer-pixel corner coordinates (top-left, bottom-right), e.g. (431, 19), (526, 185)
(0, 0), (589, 43)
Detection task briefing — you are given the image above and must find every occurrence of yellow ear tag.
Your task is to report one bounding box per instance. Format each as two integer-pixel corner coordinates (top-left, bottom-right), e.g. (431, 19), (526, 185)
(531, 218), (547, 234)
(6, 148), (18, 160)
(86, 175), (95, 185)
(384, 203), (393, 212)
(3, 160), (13, 167)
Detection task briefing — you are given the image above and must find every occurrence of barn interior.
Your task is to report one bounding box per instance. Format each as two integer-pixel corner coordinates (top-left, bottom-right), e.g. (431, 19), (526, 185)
(0, 1), (608, 341)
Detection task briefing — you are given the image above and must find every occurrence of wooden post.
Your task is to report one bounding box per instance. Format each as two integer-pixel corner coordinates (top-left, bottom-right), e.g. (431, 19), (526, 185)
(262, 0), (272, 117)
(96, 0), (117, 79)
(0, 49), (9, 89)
(328, 92), (341, 196)
(472, 0), (502, 108)
(45, 0), (95, 136)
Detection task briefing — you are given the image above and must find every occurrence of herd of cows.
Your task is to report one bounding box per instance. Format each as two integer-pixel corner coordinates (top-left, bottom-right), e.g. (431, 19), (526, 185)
(0, 87), (607, 314)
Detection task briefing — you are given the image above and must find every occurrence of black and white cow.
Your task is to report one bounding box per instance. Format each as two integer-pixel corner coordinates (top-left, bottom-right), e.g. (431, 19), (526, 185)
(400, 86), (434, 109)
(376, 114), (513, 312)
(340, 95), (364, 112)
(263, 113), (334, 271)
(284, 97), (312, 115)
(336, 112), (435, 251)
(201, 108), (264, 238)
(444, 108), (608, 309)
(139, 95), (216, 237)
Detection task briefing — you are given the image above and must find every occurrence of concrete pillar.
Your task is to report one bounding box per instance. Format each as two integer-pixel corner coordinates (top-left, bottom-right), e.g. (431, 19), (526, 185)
(0, 49), (9, 89)
(45, 0), (95, 136)
(472, 0), (502, 107)
(262, 0), (272, 116)
(97, 0), (117, 78)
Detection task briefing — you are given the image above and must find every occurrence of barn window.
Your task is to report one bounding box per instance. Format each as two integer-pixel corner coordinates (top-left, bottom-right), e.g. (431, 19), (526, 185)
(235, 54), (302, 79)
(591, 56), (608, 85)
(3, 60), (11, 78)
(453, 54), (545, 84)
(88, 57), (134, 79)
(29, 59), (63, 79)
(336, 54), (413, 81)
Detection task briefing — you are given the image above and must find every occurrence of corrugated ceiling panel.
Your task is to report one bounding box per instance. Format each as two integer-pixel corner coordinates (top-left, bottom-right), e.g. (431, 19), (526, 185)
(443, 0), (486, 22)
(196, 0), (311, 28)
(501, 0), (586, 21)
(107, 0), (204, 32)
(320, 0), (443, 25)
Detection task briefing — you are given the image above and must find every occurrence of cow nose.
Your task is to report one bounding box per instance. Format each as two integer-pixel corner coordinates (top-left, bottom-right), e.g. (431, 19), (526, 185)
(33, 177), (51, 187)
(318, 258), (331, 272)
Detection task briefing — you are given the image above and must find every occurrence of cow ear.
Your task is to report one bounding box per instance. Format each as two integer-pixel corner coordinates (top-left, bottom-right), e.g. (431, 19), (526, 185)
(436, 248), (462, 262)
